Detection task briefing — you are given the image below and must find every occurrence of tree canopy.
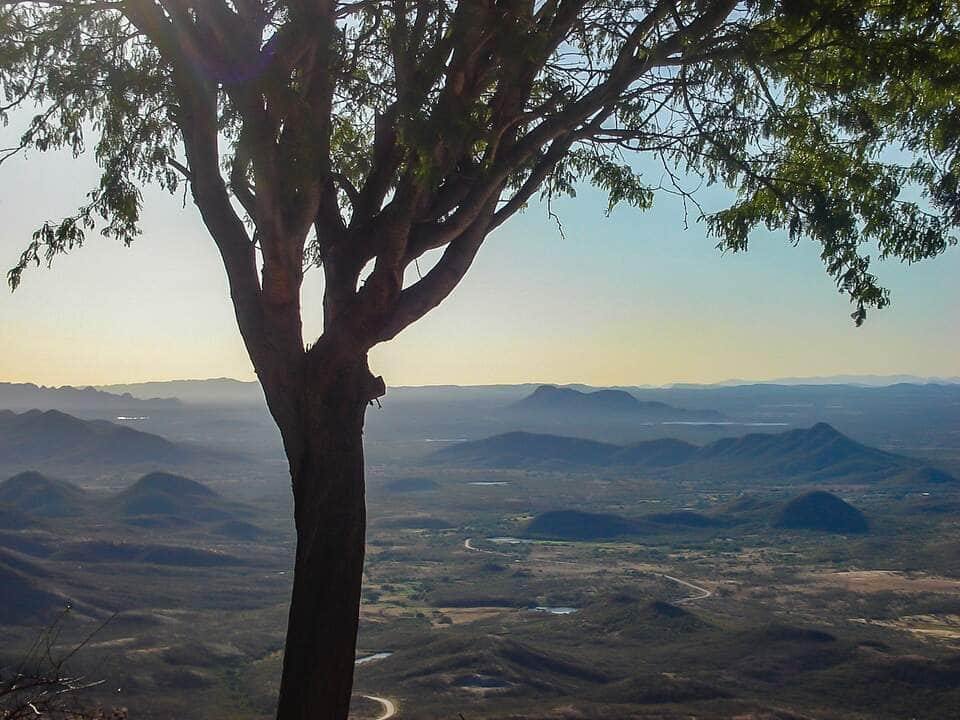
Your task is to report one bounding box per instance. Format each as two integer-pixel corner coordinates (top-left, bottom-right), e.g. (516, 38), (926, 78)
(2, 0), (957, 348)
(3, 3), (959, 718)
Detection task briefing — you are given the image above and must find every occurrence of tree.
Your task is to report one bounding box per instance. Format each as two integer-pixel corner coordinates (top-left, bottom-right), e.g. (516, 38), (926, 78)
(1, 609), (123, 720)
(1, 1), (957, 717)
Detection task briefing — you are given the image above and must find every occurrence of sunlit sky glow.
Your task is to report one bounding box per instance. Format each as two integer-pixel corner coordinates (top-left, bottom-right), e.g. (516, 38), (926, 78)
(1, 129), (957, 388)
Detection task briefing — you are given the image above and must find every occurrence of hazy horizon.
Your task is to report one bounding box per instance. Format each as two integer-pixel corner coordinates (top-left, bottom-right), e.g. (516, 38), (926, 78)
(2, 371), (959, 391)
(2, 114), (958, 388)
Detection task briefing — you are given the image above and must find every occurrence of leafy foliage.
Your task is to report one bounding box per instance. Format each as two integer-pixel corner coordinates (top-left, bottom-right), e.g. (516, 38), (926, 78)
(0, 0), (957, 351)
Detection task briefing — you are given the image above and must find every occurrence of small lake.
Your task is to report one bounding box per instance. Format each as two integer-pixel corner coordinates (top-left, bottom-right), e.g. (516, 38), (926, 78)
(531, 606), (578, 615)
(488, 537), (534, 544)
(355, 652), (392, 666)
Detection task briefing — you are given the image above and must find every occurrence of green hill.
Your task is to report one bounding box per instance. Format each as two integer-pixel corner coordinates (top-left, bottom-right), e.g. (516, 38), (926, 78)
(0, 471), (87, 517)
(109, 472), (237, 522)
(776, 491), (869, 534)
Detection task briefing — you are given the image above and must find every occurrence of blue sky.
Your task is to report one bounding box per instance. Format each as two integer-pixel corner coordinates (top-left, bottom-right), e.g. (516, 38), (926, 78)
(0, 133), (957, 387)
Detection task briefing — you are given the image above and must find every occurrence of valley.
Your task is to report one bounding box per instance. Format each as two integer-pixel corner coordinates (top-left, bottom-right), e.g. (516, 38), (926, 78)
(1, 381), (959, 718)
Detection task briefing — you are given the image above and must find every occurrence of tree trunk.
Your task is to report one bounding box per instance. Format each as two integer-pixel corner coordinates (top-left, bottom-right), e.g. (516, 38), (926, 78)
(274, 352), (382, 720)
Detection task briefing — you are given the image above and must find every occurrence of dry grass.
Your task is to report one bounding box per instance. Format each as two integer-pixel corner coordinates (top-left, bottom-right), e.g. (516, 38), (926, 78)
(802, 569), (960, 594)
(851, 613), (960, 643)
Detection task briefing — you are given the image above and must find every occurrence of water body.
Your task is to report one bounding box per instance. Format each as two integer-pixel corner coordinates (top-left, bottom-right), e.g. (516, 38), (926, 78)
(355, 652), (393, 666)
(488, 537), (534, 544)
(532, 606), (578, 615)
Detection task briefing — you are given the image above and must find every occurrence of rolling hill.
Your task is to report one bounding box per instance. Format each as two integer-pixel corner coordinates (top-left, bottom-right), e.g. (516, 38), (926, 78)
(0, 409), (219, 470)
(431, 423), (951, 483)
(108, 471), (251, 523)
(523, 490), (869, 541)
(0, 471), (88, 517)
(0, 470), (261, 536)
(0, 557), (69, 623)
(776, 491), (869, 534)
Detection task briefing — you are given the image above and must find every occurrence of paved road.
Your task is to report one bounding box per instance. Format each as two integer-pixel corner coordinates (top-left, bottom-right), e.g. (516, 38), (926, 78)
(463, 537), (711, 603)
(362, 695), (396, 720)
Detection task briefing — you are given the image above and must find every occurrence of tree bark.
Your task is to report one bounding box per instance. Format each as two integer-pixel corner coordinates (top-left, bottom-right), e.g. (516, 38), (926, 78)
(274, 351), (383, 720)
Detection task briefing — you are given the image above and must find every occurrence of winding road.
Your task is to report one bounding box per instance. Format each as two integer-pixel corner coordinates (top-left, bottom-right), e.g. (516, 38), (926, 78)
(362, 695), (397, 720)
(463, 537), (712, 604)
(463, 537), (497, 554)
(355, 539), (711, 717)
(655, 572), (712, 604)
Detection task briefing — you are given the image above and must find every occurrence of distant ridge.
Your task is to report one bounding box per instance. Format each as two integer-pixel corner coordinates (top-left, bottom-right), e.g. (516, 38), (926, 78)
(96, 378), (264, 405)
(0, 409), (217, 469)
(508, 385), (725, 422)
(668, 374), (960, 388)
(0, 469), (260, 533)
(0, 382), (179, 411)
(431, 424), (951, 483)
(521, 490), (869, 542)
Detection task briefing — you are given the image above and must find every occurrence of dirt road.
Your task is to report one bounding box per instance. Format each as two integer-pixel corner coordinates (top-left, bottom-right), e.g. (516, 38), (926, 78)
(362, 695), (396, 720)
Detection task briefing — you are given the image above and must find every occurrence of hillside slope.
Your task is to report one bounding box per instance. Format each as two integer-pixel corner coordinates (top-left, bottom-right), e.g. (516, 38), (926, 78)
(0, 409), (220, 470)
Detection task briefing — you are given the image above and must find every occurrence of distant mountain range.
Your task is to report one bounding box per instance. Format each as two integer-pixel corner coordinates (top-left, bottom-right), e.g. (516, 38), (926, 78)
(430, 423), (956, 484)
(97, 378), (264, 405)
(0, 382), (180, 411)
(507, 385), (725, 423)
(0, 409), (222, 470)
(668, 374), (960, 388)
(70, 374), (959, 408)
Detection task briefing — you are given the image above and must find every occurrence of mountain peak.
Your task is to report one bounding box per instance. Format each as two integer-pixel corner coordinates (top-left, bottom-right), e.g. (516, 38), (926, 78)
(527, 385), (638, 408)
(808, 422), (841, 436)
(515, 385), (640, 412)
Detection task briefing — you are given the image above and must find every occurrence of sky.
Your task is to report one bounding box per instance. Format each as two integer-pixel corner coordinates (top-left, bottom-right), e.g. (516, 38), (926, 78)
(0, 127), (958, 388)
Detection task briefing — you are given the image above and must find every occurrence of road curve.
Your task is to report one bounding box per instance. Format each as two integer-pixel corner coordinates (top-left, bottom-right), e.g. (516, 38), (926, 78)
(464, 537), (501, 554)
(362, 695), (396, 720)
(656, 573), (712, 604)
